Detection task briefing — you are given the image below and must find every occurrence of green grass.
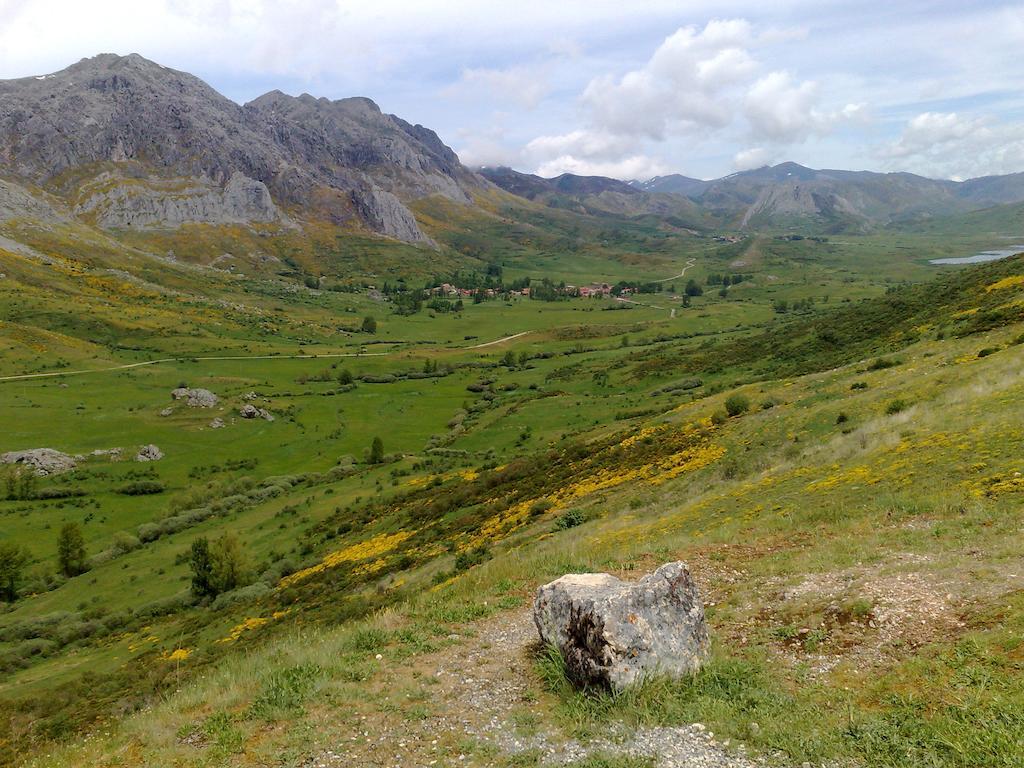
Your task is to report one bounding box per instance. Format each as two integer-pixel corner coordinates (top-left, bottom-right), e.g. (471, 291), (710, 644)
(2, 208), (1024, 766)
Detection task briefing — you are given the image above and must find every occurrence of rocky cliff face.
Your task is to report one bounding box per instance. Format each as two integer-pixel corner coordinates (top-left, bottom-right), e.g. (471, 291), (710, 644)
(0, 54), (484, 243)
(75, 172), (283, 229)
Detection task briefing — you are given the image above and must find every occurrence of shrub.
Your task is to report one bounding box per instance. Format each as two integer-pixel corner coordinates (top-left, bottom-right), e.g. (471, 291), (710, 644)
(710, 409), (728, 425)
(117, 480), (165, 496)
(977, 347), (999, 358)
(210, 582), (271, 610)
(529, 499), (554, 517)
(555, 509), (588, 530)
(850, 381), (868, 390)
(724, 393), (750, 417)
(868, 357), (900, 371)
(885, 399), (908, 415)
(836, 412), (849, 424)
(246, 663), (323, 721)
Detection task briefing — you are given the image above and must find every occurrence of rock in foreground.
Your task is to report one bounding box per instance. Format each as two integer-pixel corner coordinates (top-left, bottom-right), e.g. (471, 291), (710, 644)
(534, 562), (709, 691)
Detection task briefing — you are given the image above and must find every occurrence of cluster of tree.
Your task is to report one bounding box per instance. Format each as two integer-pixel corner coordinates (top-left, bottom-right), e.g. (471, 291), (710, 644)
(706, 273), (752, 286)
(773, 297), (817, 314)
(4, 470), (39, 500)
(611, 281), (663, 295)
(684, 279), (704, 297)
(426, 298), (464, 313)
(0, 521), (89, 602)
(361, 315), (377, 333)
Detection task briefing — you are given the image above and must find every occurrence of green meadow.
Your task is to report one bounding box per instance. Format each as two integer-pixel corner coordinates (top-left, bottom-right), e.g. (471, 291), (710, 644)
(1, 210), (1023, 766)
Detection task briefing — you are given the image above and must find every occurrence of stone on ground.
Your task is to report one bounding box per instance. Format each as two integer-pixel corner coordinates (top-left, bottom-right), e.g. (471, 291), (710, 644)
(533, 561), (709, 691)
(170, 387), (219, 408)
(0, 448), (77, 475)
(135, 444), (164, 462)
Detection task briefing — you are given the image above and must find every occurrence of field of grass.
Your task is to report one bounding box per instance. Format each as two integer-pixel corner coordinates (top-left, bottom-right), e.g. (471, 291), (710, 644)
(2, 199), (1024, 767)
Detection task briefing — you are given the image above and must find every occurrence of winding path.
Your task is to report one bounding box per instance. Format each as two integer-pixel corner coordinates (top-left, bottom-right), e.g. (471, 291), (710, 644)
(654, 257), (697, 283)
(0, 331), (537, 384)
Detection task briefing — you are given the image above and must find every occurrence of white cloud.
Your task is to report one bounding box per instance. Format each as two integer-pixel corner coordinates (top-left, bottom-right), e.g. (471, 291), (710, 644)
(535, 154), (669, 181)
(447, 65), (551, 109)
(879, 111), (1024, 178)
(580, 19), (757, 141)
(525, 130), (637, 163)
(744, 71), (864, 143)
(733, 147), (774, 170)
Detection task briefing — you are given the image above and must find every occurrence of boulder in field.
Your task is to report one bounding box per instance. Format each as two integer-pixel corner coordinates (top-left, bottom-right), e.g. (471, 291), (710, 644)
(240, 404), (274, 421)
(170, 387), (219, 408)
(136, 444), (164, 462)
(0, 448), (77, 475)
(533, 562), (709, 691)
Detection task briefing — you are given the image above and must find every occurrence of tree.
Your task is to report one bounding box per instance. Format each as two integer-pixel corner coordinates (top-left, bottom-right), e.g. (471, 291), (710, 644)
(190, 537), (215, 599)
(369, 436), (385, 464)
(0, 542), (29, 601)
(191, 533), (250, 599)
(209, 533), (249, 595)
(684, 279), (703, 297)
(361, 315), (377, 334)
(337, 368), (354, 386)
(501, 350), (516, 368)
(57, 522), (87, 577)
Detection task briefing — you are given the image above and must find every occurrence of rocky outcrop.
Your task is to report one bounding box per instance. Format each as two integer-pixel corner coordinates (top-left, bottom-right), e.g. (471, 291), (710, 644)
(77, 172), (283, 230)
(352, 186), (432, 244)
(171, 387), (219, 408)
(534, 562), (709, 691)
(240, 404), (274, 421)
(1, 448), (77, 475)
(135, 444), (163, 462)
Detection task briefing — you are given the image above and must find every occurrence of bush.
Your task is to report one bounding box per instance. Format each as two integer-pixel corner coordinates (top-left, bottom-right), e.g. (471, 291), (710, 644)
(836, 412), (849, 424)
(868, 357), (900, 371)
(724, 393), (750, 417)
(529, 499), (554, 518)
(210, 582), (271, 610)
(117, 480), (165, 496)
(885, 399), (908, 415)
(977, 347), (999, 358)
(710, 409), (728, 426)
(850, 381), (868, 390)
(555, 509), (589, 530)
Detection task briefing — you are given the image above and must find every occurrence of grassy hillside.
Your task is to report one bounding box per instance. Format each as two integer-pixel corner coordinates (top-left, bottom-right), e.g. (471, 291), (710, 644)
(1, 238), (1023, 766)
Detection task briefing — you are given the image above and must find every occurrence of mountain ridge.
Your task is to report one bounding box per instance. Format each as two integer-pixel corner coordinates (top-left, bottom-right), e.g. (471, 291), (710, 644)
(0, 53), (488, 244)
(490, 161), (1024, 232)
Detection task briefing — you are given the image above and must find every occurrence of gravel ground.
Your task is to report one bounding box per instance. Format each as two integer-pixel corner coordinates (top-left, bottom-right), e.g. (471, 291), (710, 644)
(302, 607), (771, 767)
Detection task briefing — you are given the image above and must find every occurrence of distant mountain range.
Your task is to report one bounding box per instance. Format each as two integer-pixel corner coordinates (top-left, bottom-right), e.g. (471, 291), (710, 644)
(483, 161), (1024, 232)
(4, 53), (1024, 248)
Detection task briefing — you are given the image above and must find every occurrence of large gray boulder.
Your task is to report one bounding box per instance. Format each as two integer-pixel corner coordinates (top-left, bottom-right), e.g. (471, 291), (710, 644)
(135, 444), (163, 462)
(534, 562), (709, 691)
(0, 448), (77, 475)
(171, 387), (219, 408)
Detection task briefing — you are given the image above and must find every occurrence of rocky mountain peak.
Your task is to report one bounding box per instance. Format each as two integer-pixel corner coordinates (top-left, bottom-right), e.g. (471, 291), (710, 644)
(0, 54), (483, 243)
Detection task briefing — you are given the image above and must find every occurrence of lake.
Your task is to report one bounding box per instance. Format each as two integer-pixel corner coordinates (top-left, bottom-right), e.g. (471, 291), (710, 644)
(930, 245), (1024, 265)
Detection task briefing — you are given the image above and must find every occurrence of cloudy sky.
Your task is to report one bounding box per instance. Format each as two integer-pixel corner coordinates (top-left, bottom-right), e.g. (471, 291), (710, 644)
(1, 0), (1022, 181)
